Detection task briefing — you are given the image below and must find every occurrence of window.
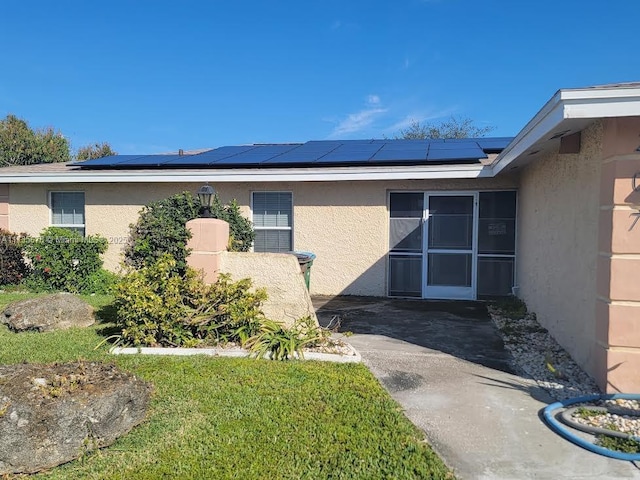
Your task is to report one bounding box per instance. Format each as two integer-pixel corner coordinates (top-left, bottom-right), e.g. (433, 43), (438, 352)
(50, 191), (85, 236)
(252, 192), (292, 252)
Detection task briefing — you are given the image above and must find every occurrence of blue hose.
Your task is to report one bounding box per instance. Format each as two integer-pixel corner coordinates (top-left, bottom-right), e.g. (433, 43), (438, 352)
(542, 393), (640, 461)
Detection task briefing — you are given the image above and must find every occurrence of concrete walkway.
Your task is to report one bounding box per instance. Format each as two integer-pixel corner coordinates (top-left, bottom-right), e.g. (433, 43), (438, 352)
(314, 296), (640, 480)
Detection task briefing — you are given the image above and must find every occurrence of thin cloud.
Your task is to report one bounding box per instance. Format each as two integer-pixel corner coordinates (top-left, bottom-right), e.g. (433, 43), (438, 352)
(330, 20), (342, 30)
(382, 107), (457, 136)
(328, 95), (388, 139)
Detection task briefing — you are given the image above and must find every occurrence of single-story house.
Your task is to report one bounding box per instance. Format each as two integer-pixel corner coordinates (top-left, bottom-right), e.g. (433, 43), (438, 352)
(1, 82), (639, 392)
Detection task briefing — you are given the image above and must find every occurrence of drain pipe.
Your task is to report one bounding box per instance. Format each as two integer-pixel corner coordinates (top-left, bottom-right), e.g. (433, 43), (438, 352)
(542, 393), (640, 461)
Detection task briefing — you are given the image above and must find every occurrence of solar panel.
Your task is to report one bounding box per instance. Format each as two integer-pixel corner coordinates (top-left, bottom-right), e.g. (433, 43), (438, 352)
(262, 142), (340, 164)
(476, 137), (513, 152)
(213, 152), (282, 165)
(370, 142), (428, 162)
(428, 141), (479, 150)
(426, 147), (485, 161)
(73, 137), (511, 170)
(164, 146), (257, 166)
(116, 155), (184, 167)
(73, 155), (145, 167)
(317, 143), (383, 163)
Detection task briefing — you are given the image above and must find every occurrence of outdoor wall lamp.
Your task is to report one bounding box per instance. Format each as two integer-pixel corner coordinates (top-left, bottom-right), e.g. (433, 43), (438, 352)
(197, 184), (215, 218)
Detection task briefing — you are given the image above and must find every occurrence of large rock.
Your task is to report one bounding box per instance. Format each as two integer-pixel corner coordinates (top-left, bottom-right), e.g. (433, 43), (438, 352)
(0, 362), (152, 475)
(1, 293), (95, 332)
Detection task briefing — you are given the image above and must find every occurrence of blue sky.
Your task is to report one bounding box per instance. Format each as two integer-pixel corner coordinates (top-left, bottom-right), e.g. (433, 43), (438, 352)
(1, 1), (639, 154)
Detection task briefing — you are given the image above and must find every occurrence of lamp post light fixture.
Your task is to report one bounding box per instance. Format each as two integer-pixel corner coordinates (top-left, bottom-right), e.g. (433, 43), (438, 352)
(197, 184), (215, 218)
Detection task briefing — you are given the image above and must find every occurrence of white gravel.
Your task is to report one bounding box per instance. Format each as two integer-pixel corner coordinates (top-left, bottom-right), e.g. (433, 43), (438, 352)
(488, 306), (601, 401)
(572, 400), (640, 437)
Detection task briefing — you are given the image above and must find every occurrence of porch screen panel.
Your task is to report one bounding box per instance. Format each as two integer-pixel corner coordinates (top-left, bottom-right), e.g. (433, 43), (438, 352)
(389, 255), (422, 297)
(477, 257), (514, 296)
(428, 196), (473, 250)
(389, 193), (423, 296)
(477, 191), (516, 297)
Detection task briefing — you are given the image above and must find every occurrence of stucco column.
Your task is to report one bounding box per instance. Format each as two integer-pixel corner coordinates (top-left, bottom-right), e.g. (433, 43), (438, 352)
(595, 117), (640, 393)
(185, 218), (230, 283)
(0, 184), (9, 230)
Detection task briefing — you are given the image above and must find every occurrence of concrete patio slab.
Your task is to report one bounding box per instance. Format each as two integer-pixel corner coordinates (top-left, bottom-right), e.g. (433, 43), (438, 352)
(314, 296), (640, 480)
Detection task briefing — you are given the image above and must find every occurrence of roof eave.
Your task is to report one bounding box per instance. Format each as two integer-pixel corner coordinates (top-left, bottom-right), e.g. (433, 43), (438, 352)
(0, 164), (493, 183)
(491, 84), (640, 175)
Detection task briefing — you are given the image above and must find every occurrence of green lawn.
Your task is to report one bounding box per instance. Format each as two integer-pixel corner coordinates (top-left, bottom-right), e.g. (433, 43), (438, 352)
(0, 293), (452, 479)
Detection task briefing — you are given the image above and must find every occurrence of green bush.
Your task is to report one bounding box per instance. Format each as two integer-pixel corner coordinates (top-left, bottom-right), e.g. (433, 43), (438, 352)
(209, 195), (255, 252)
(114, 254), (267, 347)
(123, 191), (255, 275)
(23, 227), (108, 294)
(0, 229), (29, 285)
(246, 317), (328, 360)
(83, 268), (120, 294)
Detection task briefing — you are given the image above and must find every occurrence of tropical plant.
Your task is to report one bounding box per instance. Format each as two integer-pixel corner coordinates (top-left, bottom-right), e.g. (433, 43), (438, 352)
(246, 316), (328, 360)
(22, 227), (109, 293)
(0, 229), (29, 285)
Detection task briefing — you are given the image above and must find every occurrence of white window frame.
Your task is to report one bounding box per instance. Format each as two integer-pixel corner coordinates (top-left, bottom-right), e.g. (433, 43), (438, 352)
(49, 191), (86, 235)
(250, 191), (293, 252)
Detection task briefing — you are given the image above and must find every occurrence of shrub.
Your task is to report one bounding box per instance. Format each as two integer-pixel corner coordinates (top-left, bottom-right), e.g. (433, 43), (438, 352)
(23, 227), (108, 293)
(246, 317), (328, 360)
(114, 254), (267, 347)
(84, 268), (120, 294)
(0, 229), (29, 285)
(123, 192), (255, 275)
(209, 196), (255, 252)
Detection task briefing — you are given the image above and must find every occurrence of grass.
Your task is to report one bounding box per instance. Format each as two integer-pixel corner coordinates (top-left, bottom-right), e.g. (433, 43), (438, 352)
(598, 435), (640, 454)
(0, 292), (452, 479)
(492, 295), (528, 320)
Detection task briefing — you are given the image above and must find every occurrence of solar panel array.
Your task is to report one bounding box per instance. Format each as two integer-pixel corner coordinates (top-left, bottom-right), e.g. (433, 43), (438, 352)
(74, 138), (513, 169)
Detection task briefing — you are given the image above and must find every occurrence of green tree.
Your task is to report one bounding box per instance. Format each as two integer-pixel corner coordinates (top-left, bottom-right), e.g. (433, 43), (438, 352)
(76, 142), (117, 161)
(0, 114), (70, 166)
(124, 191), (255, 275)
(397, 116), (494, 139)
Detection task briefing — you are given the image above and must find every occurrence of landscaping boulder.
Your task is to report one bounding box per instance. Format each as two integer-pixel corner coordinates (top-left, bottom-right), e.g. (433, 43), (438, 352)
(0, 362), (152, 475)
(1, 293), (95, 332)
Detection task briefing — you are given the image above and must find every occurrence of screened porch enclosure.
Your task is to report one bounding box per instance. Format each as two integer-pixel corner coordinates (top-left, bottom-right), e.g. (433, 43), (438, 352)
(388, 191), (516, 300)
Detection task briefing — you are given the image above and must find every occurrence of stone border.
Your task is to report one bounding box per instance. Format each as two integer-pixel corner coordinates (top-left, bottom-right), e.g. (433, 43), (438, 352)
(110, 344), (362, 364)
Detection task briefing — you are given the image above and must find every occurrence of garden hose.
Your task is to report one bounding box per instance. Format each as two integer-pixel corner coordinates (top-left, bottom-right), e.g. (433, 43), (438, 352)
(542, 393), (640, 461)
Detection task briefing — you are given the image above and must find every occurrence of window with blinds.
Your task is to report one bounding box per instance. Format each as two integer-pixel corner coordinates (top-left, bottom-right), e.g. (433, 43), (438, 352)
(252, 192), (292, 252)
(50, 191), (85, 236)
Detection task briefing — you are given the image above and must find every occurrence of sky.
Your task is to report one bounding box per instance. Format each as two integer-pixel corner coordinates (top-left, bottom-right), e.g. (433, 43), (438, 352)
(1, 1), (639, 155)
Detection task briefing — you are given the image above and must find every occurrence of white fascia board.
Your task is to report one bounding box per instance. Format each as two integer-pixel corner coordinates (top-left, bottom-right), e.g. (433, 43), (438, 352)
(563, 97), (640, 119)
(0, 164), (491, 184)
(491, 91), (564, 176)
(491, 85), (640, 176)
(561, 85), (640, 101)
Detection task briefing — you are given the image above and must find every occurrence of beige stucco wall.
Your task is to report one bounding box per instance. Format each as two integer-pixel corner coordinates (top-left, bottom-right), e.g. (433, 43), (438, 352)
(8, 175), (516, 296)
(219, 252), (317, 327)
(516, 121), (603, 375)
